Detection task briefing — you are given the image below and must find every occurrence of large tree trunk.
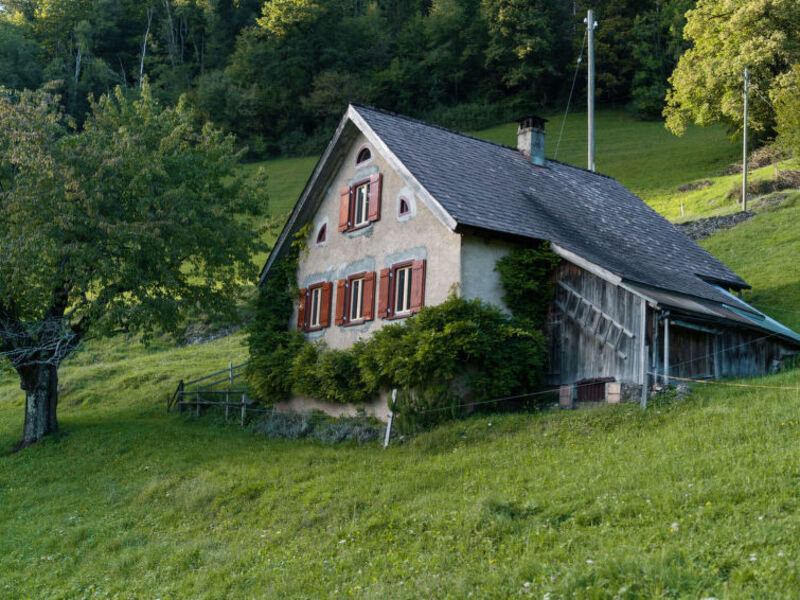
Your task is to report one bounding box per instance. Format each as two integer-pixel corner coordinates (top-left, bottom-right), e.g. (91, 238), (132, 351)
(17, 363), (59, 449)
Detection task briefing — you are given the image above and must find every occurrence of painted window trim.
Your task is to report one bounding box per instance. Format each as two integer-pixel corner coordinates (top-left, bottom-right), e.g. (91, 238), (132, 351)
(355, 145), (373, 165)
(340, 173), (382, 233)
(386, 261), (414, 320)
(315, 223), (327, 245)
(398, 197), (410, 216)
(343, 271), (367, 327)
(351, 181), (371, 229)
(305, 283), (326, 331)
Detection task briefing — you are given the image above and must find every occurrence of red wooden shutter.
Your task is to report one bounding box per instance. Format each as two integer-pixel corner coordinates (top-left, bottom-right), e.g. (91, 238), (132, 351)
(410, 260), (426, 313)
(367, 173), (382, 222)
(378, 268), (391, 319)
(335, 279), (347, 326)
(338, 186), (351, 232)
(362, 272), (376, 321)
(320, 282), (333, 328)
(297, 288), (307, 330)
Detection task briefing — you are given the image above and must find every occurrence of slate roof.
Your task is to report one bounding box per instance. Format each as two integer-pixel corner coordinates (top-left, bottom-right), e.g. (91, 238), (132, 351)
(352, 104), (752, 310)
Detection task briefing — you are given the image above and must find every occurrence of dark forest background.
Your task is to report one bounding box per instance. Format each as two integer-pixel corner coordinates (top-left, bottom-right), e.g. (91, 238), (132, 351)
(0, 0), (694, 157)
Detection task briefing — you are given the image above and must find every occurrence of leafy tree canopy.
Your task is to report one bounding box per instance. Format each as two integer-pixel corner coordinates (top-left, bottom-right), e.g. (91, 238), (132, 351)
(664, 0), (800, 135)
(0, 81), (266, 447)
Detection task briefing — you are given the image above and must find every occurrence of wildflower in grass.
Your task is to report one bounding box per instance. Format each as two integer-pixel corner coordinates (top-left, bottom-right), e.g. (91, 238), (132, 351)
(670, 522), (679, 532)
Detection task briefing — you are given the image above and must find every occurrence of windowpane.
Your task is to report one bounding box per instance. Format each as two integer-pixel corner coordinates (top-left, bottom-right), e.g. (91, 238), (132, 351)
(350, 278), (363, 321)
(310, 288), (321, 327)
(394, 266), (411, 314)
(354, 183), (370, 226)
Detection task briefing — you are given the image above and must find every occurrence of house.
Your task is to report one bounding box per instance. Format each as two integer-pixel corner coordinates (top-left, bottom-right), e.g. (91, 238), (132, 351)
(260, 104), (800, 410)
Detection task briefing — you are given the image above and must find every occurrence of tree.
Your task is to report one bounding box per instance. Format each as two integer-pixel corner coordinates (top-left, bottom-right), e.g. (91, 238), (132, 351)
(630, 0), (693, 118)
(0, 83), (266, 449)
(0, 20), (43, 90)
(664, 0), (800, 135)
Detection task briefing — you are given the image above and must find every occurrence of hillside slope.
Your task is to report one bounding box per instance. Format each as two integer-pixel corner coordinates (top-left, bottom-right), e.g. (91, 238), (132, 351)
(1, 346), (800, 598)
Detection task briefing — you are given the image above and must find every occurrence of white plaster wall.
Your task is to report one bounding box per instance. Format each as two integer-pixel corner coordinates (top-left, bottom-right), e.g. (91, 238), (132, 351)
(460, 235), (516, 312)
(295, 132), (463, 349)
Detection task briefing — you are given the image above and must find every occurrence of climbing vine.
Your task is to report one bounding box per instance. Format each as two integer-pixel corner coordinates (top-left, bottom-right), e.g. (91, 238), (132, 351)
(495, 242), (560, 328)
(247, 236), (558, 432)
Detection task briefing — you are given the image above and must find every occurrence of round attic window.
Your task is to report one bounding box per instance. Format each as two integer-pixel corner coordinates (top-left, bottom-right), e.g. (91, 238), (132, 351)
(356, 147), (372, 164)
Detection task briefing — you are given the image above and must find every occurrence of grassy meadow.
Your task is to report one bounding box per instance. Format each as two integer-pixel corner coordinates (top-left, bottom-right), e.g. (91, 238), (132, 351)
(2, 344), (800, 598)
(2, 110), (800, 598)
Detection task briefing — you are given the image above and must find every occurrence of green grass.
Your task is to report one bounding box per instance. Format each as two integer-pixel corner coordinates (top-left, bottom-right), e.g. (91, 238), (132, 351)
(701, 191), (800, 331)
(3, 335), (800, 598)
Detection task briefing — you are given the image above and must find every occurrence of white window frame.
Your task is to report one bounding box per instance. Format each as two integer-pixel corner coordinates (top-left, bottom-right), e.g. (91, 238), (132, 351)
(353, 182), (370, 228)
(348, 276), (365, 321)
(309, 286), (323, 328)
(393, 265), (412, 315)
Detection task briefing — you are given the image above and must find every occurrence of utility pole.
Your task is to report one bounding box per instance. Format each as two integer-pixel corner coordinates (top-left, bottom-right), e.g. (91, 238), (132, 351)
(742, 67), (749, 212)
(585, 10), (598, 172)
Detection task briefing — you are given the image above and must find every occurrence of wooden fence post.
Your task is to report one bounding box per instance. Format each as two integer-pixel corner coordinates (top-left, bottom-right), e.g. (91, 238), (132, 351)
(225, 361), (232, 420)
(241, 393), (247, 427)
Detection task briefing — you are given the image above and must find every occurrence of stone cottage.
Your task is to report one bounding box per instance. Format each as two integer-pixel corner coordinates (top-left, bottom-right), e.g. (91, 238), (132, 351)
(259, 105), (800, 411)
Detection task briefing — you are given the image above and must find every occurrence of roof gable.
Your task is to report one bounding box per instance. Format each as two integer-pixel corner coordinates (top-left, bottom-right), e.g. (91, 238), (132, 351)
(259, 106), (455, 283)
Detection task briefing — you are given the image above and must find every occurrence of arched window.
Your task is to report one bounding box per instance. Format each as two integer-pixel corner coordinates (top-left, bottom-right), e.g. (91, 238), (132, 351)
(316, 224), (327, 244)
(356, 147), (372, 164)
(399, 198), (410, 216)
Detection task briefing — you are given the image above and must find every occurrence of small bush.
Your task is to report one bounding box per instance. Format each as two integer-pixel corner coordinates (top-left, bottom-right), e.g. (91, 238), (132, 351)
(676, 180), (712, 193)
(251, 410), (383, 444)
(727, 170), (800, 201)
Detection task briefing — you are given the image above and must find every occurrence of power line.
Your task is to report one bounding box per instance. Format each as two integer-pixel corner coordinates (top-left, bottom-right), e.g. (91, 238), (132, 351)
(554, 30), (587, 161)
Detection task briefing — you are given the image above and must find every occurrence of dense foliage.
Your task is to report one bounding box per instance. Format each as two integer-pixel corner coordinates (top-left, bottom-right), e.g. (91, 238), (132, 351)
(664, 0), (800, 138)
(495, 243), (560, 329)
(248, 290), (549, 431)
(0, 82), (265, 446)
(1, 0), (697, 156)
(246, 224), (310, 400)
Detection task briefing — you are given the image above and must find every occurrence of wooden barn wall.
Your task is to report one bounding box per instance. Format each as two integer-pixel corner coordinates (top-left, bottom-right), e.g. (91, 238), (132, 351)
(652, 321), (795, 382)
(716, 329), (792, 378)
(548, 262), (643, 385)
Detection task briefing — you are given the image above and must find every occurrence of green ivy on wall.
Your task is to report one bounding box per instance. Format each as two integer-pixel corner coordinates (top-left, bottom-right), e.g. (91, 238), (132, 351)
(247, 235), (559, 432)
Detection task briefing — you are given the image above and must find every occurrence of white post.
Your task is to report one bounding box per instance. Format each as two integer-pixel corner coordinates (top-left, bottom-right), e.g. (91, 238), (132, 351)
(742, 66), (749, 212)
(663, 317), (670, 386)
(586, 9), (597, 172)
(383, 389), (397, 449)
(640, 298), (648, 408)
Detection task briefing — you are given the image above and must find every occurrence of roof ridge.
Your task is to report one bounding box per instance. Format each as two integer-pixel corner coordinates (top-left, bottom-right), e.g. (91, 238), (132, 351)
(350, 103), (615, 181)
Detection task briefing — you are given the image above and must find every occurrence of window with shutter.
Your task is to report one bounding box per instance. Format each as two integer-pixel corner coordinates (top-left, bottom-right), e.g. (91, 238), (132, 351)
(383, 259), (426, 319)
(341, 271), (376, 326)
(339, 173), (383, 233)
(302, 282), (332, 331)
